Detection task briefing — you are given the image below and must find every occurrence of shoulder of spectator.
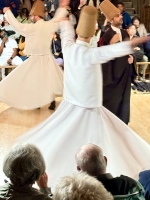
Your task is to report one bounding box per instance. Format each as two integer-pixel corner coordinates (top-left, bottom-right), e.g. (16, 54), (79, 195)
(40, 187), (52, 196)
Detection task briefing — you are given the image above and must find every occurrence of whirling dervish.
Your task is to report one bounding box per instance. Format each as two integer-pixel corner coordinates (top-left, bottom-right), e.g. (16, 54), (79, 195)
(11, 3), (150, 188)
(0, 0), (68, 110)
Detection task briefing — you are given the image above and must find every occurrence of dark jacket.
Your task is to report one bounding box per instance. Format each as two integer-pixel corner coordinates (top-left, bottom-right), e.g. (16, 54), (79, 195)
(101, 27), (136, 124)
(97, 173), (145, 200)
(0, 182), (52, 200)
(122, 11), (132, 29)
(139, 170), (150, 200)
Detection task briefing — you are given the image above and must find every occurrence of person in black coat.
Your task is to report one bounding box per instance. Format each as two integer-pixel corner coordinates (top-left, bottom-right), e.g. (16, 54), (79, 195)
(100, 0), (136, 124)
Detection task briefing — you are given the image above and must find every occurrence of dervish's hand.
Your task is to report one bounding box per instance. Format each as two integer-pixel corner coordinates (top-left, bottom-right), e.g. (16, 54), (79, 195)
(109, 33), (120, 44)
(37, 172), (48, 189)
(131, 36), (150, 47)
(3, 7), (10, 14)
(128, 55), (133, 64)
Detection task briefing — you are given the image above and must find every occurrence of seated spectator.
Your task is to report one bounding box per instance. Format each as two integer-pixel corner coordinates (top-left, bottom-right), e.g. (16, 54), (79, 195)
(18, 35), (28, 61)
(54, 172), (113, 200)
(16, 8), (31, 24)
(139, 170), (150, 200)
(51, 32), (64, 69)
(44, 10), (51, 21)
(117, 2), (132, 29)
(1, 17), (20, 40)
(0, 143), (52, 199)
(127, 24), (148, 80)
(0, 29), (23, 79)
(75, 144), (145, 199)
(132, 16), (147, 37)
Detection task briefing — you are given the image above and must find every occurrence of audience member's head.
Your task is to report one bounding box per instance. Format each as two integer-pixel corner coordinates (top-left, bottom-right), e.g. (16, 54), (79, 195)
(117, 2), (125, 13)
(54, 172), (113, 200)
(3, 143), (45, 186)
(75, 144), (107, 176)
(126, 24), (136, 37)
(132, 16), (141, 28)
(0, 29), (8, 39)
(53, 32), (60, 40)
(20, 8), (29, 19)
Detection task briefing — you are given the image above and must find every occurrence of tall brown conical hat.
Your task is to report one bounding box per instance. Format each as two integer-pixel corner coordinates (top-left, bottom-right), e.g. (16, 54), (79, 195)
(76, 6), (98, 38)
(30, 0), (45, 18)
(99, 0), (120, 21)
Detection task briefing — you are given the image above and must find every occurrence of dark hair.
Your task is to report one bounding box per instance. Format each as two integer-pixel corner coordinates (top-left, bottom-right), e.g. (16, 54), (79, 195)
(20, 8), (29, 18)
(126, 24), (136, 29)
(132, 16), (141, 24)
(117, 2), (124, 7)
(20, 35), (25, 43)
(54, 32), (61, 40)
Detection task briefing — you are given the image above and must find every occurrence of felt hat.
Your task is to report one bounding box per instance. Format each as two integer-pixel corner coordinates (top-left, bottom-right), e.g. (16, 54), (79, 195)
(30, 0), (45, 18)
(99, 0), (120, 21)
(76, 6), (97, 38)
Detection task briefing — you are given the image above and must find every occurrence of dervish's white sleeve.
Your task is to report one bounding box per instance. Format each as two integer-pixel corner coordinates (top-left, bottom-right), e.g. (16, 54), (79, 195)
(4, 10), (35, 37)
(59, 20), (75, 50)
(88, 41), (133, 65)
(48, 7), (69, 34)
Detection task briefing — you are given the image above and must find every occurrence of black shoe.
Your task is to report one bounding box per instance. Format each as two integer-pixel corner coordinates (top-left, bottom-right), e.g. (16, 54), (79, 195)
(48, 101), (56, 110)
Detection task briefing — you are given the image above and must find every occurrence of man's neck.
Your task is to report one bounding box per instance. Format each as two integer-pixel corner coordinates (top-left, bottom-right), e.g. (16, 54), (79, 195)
(77, 35), (91, 43)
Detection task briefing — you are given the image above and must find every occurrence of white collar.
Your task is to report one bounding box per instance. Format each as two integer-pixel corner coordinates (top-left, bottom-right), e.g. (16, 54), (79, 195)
(111, 25), (122, 42)
(76, 39), (89, 47)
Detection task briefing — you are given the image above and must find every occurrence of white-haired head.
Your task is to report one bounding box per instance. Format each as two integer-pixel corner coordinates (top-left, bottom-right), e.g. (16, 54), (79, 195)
(54, 172), (113, 200)
(75, 144), (107, 176)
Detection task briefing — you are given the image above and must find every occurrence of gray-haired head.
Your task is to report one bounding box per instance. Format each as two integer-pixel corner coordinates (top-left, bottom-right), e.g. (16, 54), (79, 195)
(3, 143), (45, 186)
(75, 144), (107, 176)
(54, 172), (113, 200)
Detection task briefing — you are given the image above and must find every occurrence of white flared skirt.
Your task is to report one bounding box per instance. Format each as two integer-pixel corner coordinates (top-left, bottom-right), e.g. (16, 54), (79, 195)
(16, 100), (150, 189)
(0, 54), (63, 110)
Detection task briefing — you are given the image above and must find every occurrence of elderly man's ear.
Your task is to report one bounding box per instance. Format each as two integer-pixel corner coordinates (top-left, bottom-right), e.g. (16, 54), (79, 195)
(104, 156), (107, 165)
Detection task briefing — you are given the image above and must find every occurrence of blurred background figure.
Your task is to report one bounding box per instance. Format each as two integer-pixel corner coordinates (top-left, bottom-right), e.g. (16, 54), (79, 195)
(0, 29), (23, 80)
(51, 32), (64, 69)
(18, 35), (28, 61)
(16, 8), (31, 24)
(0, 0), (20, 17)
(132, 16), (147, 37)
(44, 10), (51, 21)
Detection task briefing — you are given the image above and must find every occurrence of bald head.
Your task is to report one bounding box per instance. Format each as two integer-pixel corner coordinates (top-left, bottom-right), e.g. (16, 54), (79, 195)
(75, 144), (107, 176)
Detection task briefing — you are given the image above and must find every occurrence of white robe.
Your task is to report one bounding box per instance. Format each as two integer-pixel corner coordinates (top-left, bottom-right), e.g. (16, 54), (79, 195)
(0, 8), (68, 110)
(9, 21), (150, 189)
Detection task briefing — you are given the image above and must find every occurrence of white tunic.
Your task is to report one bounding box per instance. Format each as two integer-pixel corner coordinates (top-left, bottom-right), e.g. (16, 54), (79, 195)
(3, 20), (150, 189)
(0, 8), (67, 110)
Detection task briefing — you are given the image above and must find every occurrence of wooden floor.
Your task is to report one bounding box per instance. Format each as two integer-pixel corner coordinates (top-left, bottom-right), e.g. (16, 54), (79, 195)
(0, 92), (150, 146)
(0, 92), (150, 184)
